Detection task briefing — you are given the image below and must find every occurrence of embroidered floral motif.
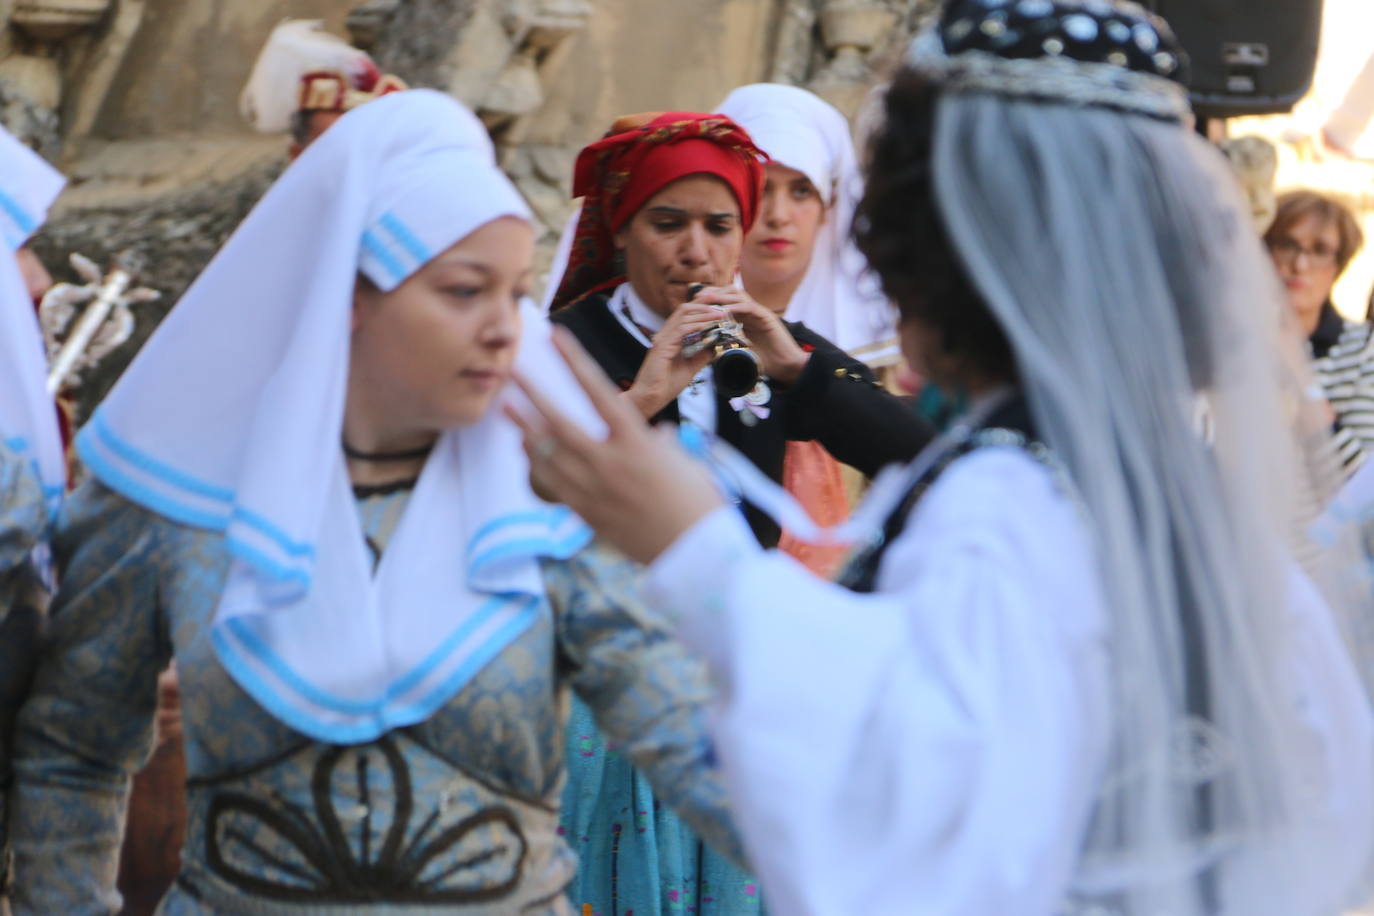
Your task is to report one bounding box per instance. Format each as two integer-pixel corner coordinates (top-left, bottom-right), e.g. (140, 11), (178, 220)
(204, 736), (528, 904)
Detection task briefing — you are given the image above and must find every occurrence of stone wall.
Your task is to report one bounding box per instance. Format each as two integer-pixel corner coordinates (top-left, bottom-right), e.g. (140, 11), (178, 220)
(90, 0), (357, 140)
(12, 0), (938, 417)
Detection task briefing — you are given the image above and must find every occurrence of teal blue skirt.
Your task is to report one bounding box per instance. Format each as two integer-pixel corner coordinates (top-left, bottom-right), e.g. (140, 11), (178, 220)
(560, 696), (765, 915)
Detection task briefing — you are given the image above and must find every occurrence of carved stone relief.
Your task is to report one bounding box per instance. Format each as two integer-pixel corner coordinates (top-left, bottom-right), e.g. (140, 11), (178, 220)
(482, 0), (590, 261)
(357, 0), (938, 284)
(770, 0), (942, 121)
(345, 0), (399, 51)
(808, 0), (899, 115)
(369, 0), (592, 273)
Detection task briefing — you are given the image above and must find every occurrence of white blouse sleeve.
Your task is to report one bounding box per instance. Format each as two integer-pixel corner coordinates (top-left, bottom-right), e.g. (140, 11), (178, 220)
(646, 448), (1112, 916)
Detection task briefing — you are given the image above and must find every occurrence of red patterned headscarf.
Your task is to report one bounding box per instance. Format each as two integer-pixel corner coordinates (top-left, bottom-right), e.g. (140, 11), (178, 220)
(549, 111), (767, 311)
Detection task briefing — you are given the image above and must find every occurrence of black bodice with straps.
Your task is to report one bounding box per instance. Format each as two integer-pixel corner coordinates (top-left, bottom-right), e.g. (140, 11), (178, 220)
(837, 395), (1040, 594)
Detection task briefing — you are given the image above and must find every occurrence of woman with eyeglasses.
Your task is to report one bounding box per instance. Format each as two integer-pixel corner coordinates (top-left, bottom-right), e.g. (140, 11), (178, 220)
(1264, 190), (1369, 470)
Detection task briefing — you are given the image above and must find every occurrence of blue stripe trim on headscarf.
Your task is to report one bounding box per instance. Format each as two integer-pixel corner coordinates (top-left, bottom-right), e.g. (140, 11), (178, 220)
(212, 595), (544, 744)
(467, 506), (576, 554)
(77, 430), (232, 530)
(81, 412), (319, 564)
(360, 229), (407, 286)
(378, 212), (432, 267)
(233, 507), (317, 558)
(90, 412), (236, 503)
(224, 538), (313, 589)
(470, 528), (593, 572)
(0, 187), (37, 246)
(219, 593), (540, 715)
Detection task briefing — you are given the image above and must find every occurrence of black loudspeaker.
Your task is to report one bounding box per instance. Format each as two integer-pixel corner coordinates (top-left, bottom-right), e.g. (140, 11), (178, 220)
(1146, 0), (1325, 118)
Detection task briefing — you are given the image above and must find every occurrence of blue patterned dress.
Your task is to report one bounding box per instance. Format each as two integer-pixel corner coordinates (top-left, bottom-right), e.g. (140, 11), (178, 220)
(7, 479), (744, 914)
(561, 697), (764, 916)
(0, 441), (49, 908)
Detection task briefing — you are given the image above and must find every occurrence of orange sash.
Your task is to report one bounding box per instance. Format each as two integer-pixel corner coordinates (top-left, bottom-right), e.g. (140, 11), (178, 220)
(777, 440), (851, 579)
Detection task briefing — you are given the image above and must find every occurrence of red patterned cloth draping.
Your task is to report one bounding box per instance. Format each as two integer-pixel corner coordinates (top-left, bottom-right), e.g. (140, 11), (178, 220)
(549, 111), (767, 311)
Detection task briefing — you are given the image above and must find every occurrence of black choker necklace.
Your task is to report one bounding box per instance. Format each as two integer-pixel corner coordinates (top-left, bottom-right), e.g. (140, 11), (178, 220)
(342, 439), (435, 462)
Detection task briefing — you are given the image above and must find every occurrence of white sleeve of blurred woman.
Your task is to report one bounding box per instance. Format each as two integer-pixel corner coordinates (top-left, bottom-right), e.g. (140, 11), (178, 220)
(644, 434), (1374, 915)
(1241, 563), (1374, 914)
(646, 446), (1113, 916)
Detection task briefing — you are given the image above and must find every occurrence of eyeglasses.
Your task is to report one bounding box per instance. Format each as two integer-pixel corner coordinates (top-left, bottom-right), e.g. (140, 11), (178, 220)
(1269, 237), (1339, 269)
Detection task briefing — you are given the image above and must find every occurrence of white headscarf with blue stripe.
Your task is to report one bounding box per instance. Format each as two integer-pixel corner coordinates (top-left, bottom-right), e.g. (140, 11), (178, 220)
(78, 90), (599, 744)
(716, 84), (899, 367)
(0, 126), (65, 513)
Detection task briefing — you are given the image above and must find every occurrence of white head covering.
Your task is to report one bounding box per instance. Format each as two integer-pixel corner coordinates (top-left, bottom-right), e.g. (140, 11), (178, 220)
(78, 89), (599, 744)
(0, 126), (65, 513)
(240, 19), (386, 134)
(716, 83), (898, 367)
(899, 6), (1374, 910)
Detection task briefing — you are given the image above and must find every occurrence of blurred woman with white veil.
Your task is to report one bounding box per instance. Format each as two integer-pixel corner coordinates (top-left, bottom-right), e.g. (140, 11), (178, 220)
(0, 124), (64, 916)
(510, 1), (1374, 913)
(717, 83), (897, 369)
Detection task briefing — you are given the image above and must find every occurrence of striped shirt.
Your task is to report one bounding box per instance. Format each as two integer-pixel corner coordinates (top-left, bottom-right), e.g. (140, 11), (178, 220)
(1312, 302), (1374, 472)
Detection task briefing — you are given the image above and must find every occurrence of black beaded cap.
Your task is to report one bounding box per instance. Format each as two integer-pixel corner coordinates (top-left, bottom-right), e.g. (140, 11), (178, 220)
(938, 0), (1190, 87)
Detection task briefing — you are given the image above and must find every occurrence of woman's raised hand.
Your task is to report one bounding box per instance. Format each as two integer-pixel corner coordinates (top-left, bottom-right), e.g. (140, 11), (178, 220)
(690, 286), (811, 385)
(625, 303), (719, 419)
(505, 328), (724, 565)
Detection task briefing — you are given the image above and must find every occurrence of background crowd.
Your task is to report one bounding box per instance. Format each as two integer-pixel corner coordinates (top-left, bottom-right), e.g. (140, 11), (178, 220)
(5, 2), (1374, 915)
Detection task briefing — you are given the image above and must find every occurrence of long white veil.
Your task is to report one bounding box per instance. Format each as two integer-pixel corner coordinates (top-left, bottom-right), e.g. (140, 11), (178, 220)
(930, 87), (1374, 913)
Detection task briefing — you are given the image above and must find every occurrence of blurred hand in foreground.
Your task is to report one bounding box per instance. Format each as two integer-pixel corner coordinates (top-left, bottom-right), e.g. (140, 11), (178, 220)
(155, 664), (182, 747)
(505, 328), (724, 565)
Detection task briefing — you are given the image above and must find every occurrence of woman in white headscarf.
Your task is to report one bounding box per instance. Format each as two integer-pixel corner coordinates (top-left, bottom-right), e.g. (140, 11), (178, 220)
(514, 1), (1374, 913)
(7, 90), (741, 915)
(719, 83), (897, 368)
(559, 84), (893, 916)
(0, 124), (64, 915)
(718, 82), (897, 578)
(0, 125), (65, 554)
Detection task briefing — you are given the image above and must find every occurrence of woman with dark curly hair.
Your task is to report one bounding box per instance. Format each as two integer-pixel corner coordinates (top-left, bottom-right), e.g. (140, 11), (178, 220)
(508, 1), (1374, 914)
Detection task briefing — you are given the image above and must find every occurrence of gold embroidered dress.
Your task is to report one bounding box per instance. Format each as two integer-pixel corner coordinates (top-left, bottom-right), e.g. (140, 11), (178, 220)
(8, 479), (740, 914)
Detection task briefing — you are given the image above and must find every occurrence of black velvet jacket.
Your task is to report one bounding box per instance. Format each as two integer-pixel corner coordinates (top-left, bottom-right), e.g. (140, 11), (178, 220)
(552, 290), (933, 546)
(1310, 300), (1346, 360)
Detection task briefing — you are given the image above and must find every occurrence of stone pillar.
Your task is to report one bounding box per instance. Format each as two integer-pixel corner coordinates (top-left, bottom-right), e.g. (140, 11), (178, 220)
(346, 0), (399, 51)
(768, 0), (821, 86)
(807, 0), (897, 118)
(483, 0), (591, 282)
(366, 0), (591, 275)
(0, 0), (112, 155)
(12, 0), (109, 40)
